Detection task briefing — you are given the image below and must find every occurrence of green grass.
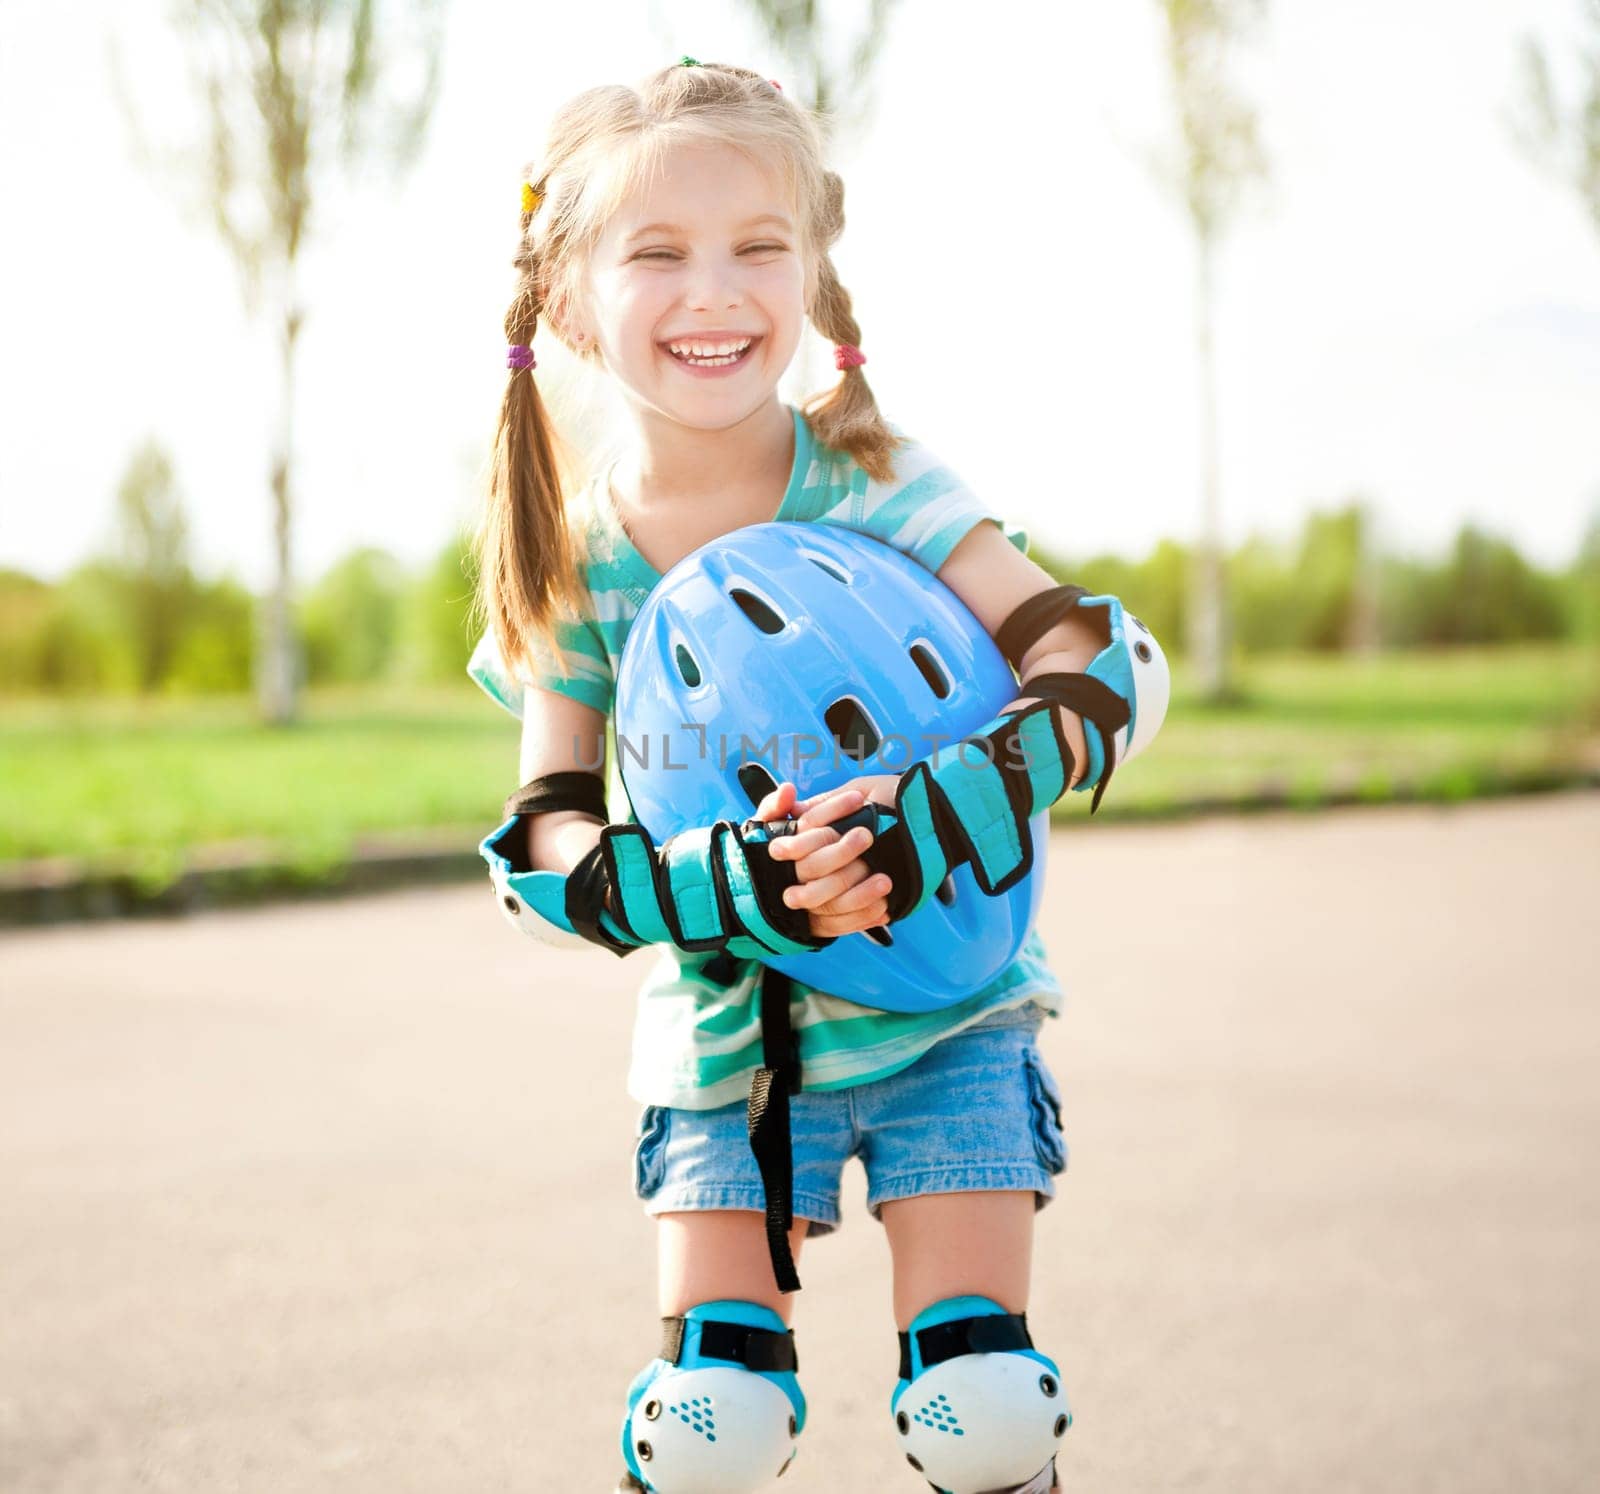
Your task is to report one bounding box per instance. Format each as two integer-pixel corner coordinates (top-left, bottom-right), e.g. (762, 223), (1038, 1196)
(2, 646), (1596, 883)
(0, 686), (519, 877)
(1094, 644), (1599, 818)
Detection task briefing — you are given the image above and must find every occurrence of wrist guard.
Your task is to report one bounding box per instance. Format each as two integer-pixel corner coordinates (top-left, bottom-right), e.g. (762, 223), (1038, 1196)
(851, 695), (1073, 921)
(857, 586), (1169, 921)
(481, 773), (880, 959)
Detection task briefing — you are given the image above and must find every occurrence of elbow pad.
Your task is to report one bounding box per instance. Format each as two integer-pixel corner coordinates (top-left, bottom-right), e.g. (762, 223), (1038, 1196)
(996, 585), (1171, 802)
(480, 771), (634, 952)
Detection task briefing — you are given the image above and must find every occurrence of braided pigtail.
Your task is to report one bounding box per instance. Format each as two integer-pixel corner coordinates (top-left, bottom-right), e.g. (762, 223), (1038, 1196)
(474, 188), (585, 686)
(801, 170), (902, 483)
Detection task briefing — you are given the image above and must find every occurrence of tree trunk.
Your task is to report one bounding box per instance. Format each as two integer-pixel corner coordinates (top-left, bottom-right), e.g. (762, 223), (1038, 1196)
(259, 303), (302, 725)
(1188, 231), (1229, 699)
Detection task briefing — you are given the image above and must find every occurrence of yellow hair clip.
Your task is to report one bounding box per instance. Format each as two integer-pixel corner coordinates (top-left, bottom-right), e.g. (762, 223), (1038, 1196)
(521, 181), (543, 216)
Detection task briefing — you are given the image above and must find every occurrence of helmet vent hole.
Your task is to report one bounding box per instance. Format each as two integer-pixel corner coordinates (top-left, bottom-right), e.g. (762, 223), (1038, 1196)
(806, 553), (851, 584)
(738, 762), (779, 809)
(1134, 640), (1153, 663)
(825, 697), (880, 762)
(674, 643), (702, 687)
(909, 642), (951, 700)
(934, 875), (956, 907)
(863, 924), (894, 947)
(730, 587), (786, 634)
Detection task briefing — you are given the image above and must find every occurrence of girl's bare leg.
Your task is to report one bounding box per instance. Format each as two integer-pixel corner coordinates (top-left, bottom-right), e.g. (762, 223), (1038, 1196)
(657, 1209), (812, 1324)
(881, 1189), (1036, 1330)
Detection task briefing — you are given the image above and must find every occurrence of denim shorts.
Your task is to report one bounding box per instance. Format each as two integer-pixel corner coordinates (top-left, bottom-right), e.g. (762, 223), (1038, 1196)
(631, 1006), (1068, 1236)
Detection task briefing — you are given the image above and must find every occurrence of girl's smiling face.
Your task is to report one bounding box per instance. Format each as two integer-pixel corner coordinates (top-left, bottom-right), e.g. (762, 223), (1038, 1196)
(580, 141), (808, 429)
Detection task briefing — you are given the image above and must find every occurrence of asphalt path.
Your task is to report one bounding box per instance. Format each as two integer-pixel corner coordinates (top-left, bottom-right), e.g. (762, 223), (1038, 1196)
(3, 796), (1597, 1492)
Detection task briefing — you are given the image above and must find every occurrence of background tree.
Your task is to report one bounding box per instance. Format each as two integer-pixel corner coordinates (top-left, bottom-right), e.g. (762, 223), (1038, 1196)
(734, 0), (902, 132)
(1514, 3), (1600, 718)
(299, 546), (405, 684)
(0, 570), (62, 694)
(113, 440), (192, 691)
(1150, 0), (1269, 700)
(1515, 0), (1600, 243)
(1570, 507), (1600, 645)
(394, 535), (479, 684)
(139, 0), (445, 724)
(1380, 526), (1567, 648)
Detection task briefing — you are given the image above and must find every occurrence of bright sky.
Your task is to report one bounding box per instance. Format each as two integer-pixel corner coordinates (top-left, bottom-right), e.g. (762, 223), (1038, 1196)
(1, 0), (1596, 590)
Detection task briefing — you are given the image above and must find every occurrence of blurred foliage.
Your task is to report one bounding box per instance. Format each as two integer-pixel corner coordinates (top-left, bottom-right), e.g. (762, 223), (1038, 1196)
(1381, 527), (1569, 647)
(1567, 511), (1600, 644)
(0, 538), (479, 697)
(165, 578), (257, 693)
(2, 564), (141, 695)
(0, 561), (259, 697)
(298, 538), (479, 685)
(738, 0), (903, 137)
(4, 494), (1596, 700)
(1514, 1), (1600, 244)
(394, 536), (481, 684)
(300, 547), (407, 683)
(1032, 501), (1592, 659)
(114, 440), (191, 689)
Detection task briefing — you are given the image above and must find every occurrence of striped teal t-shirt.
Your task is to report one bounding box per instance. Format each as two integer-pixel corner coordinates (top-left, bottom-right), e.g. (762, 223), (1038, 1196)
(468, 404), (1063, 1110)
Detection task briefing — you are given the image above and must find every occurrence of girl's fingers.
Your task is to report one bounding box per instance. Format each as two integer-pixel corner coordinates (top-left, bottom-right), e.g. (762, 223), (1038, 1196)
(824, 872), (893, 916)
(766, 812), (871, 867)
(809, 898), (890, 938)
(783, 863), (854, 912)
(809, 825), (876, 878)
(755, 781), (798, 822)
(783, 849), (891, 914)
(792, 783), (854, 814)
(763, 784), (848, 860)
(765, 823), (829, 861)
(793, 787), (863, 833)
(781, 826), (875, 888)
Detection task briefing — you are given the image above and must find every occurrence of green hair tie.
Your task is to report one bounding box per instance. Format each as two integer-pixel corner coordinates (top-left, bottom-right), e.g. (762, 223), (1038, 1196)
(679, 55), (701, 67)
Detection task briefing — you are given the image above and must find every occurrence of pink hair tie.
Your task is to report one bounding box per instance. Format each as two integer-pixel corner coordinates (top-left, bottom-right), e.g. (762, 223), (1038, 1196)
(834, 343), (866, 371)
(507, 344), (535, 371)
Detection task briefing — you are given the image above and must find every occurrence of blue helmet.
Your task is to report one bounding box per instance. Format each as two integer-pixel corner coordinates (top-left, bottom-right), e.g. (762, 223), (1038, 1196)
(613, 522), (1048, 1013)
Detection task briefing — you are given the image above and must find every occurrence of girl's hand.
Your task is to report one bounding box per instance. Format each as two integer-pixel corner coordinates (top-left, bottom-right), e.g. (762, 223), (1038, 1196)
(752, 781), (894, 939)
(790, 774), (901, 827)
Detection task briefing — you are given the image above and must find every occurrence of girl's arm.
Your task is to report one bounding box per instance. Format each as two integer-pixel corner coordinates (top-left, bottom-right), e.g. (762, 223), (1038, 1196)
(933, 522), (1105, 788)
(516, 685), (608, 876)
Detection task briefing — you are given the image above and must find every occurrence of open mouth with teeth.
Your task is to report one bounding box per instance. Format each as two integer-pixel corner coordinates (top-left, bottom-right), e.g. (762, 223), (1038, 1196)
(663, 336), (758, 368)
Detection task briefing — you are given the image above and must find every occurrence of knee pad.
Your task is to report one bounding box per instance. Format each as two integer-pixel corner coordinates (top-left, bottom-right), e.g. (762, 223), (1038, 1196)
(621, 1300), (806, 1494)
(891, 1296), (1071, 1494)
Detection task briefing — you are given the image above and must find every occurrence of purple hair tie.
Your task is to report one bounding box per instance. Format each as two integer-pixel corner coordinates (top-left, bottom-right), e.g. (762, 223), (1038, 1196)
(507, 344), (535, 371)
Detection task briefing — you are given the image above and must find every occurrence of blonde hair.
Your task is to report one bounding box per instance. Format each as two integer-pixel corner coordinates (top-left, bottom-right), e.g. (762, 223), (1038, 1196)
(474, 60), (901, 686)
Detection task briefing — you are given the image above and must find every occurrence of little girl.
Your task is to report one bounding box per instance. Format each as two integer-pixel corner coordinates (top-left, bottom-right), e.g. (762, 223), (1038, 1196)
(469, 59), (1153, 1494)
